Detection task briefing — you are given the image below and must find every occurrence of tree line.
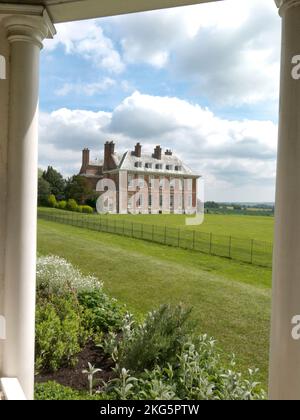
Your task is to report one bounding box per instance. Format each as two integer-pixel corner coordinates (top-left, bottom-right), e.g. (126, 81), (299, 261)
(38, 166), (98, 213)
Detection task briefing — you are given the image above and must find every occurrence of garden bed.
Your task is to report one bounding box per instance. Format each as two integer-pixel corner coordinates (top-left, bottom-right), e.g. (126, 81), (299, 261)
(34, 254), (266, 400)
(35, 341), (114, 392)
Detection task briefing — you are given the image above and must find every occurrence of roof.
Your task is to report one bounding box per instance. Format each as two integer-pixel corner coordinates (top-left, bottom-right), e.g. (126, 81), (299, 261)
(120, 151), (198, 177)
(0, 1), (221, 24)
(91, 149), (199, 177)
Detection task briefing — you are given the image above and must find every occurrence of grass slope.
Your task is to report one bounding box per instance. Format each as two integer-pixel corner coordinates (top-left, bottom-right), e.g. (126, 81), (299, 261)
(38, 207), (274, 242)
(38, 219), (271, 386)
(93, 213), (274, 242)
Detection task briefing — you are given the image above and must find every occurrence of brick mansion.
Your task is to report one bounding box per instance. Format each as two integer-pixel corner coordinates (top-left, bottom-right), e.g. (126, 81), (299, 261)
(79, 141), (200, 214)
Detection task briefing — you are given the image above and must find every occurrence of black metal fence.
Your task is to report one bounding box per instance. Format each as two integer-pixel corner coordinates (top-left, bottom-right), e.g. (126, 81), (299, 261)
(38, 210), (273, 269)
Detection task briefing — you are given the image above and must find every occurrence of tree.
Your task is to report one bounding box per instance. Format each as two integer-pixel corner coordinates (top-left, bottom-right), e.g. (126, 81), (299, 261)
(65, 175), (93, 204)
(205, 201), (219, 209)
(42, 166), (65, 199)
(38, 177), (51, 206)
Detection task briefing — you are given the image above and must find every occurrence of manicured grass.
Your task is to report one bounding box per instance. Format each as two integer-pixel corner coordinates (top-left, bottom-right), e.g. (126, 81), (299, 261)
(38, 219), (271, 387)
(101, 213), (274, 242)
(38, 207), (274, 242)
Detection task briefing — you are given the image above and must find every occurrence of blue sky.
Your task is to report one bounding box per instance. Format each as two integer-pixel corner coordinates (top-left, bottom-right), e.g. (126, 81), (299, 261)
(39, 0), (281, 202)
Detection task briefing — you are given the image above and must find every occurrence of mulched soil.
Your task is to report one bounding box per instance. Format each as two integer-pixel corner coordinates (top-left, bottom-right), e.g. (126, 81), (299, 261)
(35, 341), (115, 391)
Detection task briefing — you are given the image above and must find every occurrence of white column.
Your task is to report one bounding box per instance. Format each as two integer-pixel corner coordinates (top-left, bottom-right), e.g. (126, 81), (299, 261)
(1, 12), (55, 400)
(0, 20), (10, 377)
(269, 0), (300, 400)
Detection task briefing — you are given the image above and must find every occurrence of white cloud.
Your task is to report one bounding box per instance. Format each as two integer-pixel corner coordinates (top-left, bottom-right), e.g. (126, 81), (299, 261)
(44, 20), (124, 74)
(39, 92), (277, 201)
(112, 0), (280, 106)
(55, 77), (116, 97)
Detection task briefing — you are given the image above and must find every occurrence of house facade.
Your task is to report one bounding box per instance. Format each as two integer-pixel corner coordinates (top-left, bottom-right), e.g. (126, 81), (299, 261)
(79, 141), (200, 214)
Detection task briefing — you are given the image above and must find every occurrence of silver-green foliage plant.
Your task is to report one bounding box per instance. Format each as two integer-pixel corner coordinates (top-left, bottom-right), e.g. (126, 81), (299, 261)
(100, 306), (266, 401)
(36, 255), (103, 296)
(82, 363), (102, 396)
(102, 304), (192, 374)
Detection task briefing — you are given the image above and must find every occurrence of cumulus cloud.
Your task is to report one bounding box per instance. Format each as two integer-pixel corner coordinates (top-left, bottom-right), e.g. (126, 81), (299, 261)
(44, 20), (125, 74)
(39, 92), (277, 200)
(112, 0), (280, 105)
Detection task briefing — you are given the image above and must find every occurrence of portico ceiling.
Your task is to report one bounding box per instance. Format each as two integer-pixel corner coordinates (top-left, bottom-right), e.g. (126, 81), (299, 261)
(0, 0), (221, 23)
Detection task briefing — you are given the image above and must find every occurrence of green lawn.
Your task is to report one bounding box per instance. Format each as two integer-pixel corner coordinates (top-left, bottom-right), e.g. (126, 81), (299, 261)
(101, 213), (274, 242)
(38, 219), (271, 387)
(38, 207), (274, 242)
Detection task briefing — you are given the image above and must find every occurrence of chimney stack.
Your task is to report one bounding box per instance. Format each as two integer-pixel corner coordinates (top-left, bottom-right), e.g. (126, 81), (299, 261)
(104, 141), (116, 171)
(80, 148), (90, 173)
(153, 145), (162, 160)
(134, 142), (142, 157)
(165, 149), (172, 156)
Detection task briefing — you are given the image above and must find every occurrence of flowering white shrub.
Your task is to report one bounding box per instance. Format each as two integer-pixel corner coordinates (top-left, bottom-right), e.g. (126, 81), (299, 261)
(36, 255), (103, 295)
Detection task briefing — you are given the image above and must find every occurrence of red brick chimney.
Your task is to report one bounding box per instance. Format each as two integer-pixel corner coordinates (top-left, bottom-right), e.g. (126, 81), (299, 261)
(153, 145), (162, 160)
(165, 149), (172, 156)
(134, 142), (142, 157)
(80, 148), (90, 173)
(103, 141), (116, 171)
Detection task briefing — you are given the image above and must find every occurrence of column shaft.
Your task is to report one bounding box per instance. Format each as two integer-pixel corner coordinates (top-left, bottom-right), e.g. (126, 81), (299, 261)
(1, 12), (55, 400)
(269, 1), (300, 400)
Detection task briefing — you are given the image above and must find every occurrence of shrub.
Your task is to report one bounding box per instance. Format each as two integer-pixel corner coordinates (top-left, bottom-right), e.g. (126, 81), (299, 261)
(104, 335), (266, 401)
(66, 198), (78, 212)
(47, 194), (58, 208)
(76, 205), (93, 214)
(36, 255), (102, 297)
(81, 205), (94, 214)
(104, 304), (192, 373)
(78, 289), (126, 333)
(35, 381), (108, 400)
(57, 200), (67, 210)
(35, 295), (88, 372)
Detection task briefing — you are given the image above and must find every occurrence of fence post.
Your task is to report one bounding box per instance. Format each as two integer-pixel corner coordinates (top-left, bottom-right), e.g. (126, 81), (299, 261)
(250, 239), (254, 264)
(209, 232), (213, 254)
(152, 224), (154, 241)
(192, 230), (196, 250)
(123, 220), (125, 235)
(114, 219), (117, 233)
(132, 222), (134, 237)
(141, 223), (143, 239)
(164, 225), (167, 244)
(229, 236), (232, 259)
(178, 229), (180, 247)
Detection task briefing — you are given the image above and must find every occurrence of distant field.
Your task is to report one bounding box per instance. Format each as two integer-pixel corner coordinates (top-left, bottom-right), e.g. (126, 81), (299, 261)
(38, 219), (271, 387)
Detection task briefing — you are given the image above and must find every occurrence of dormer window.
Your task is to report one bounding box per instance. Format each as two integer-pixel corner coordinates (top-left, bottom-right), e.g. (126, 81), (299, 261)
(135, 162), (142, 168)
(155, 164), (163, 170)
(145, 163), (152, 169)
(175, 165), (181, 171)
(166, 165), (173, 171)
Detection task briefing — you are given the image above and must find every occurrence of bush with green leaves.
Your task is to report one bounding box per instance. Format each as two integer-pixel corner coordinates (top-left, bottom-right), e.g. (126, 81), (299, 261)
(66, 198), (78, 212)
(81, 205), (94, 214)
(35, 381), (108, 401)
(47, 194), (58, 208)
(35, 295), (89, 372)
(102, 304), (192, 373)
(78, 289), (126, 333)
(103, 334), (266, 401)
(57, 200), (67, 210)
